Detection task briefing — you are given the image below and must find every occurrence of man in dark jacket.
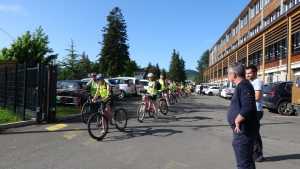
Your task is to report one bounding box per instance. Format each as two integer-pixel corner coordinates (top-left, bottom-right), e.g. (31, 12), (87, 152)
(227, 62), (259, 169)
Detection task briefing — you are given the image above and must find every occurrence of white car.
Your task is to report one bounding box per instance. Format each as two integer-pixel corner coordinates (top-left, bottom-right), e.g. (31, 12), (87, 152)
(204, 86), (220, 95)
(140, 80), (149, 92)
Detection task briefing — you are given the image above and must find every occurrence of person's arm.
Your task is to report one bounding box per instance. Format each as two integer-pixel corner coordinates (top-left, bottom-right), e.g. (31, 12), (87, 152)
(105, 85), (111, 100)
(82, 79), (92, 91)
(253, 80), (263, 101)
(235, 82), (256, 132)
(93, 84), (100, 100)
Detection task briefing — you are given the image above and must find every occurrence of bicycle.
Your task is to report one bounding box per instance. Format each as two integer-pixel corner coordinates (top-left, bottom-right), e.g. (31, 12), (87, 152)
(81, 92), (97, 124)
(168, 89), (176, 105)
(137, 93), (155, 122)
(190, 88), (198, 99)
(87, 98), (127, 140)
(158, 89), (169, 115)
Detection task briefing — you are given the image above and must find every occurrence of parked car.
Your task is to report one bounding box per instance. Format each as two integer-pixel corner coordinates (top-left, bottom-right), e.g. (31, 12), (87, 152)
(80, 78), (121, 98)
(204, 86), (220, 95)
(56, 80), (88, 104)
(220, 81), (236, 99)
(140, 80), (149, 92)
(218, 86), (227, 97)
(262, 81), (293, 114)
(109, 78), (135, 98)
(117, 77), (145, 95)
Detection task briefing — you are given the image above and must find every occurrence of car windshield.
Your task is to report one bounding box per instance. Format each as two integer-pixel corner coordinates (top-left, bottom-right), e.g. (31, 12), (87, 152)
(108, 79), (118, 84)
(62, 82), (76, 89)
(265, 83), (278, 92)
(78, 82), (87, 88)
(141, 81), (148, 86)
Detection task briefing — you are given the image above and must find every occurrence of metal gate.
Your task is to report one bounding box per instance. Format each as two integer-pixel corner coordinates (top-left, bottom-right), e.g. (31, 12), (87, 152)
(0, 62), (57, 123)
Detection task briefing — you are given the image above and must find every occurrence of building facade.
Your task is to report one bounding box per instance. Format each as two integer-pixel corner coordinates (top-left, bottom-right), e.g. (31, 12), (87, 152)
(204, 0), (300, 84)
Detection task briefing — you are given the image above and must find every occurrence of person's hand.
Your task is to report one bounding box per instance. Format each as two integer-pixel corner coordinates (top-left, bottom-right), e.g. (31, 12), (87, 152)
(92, 98), (95, 102)
(234, 122), (241, 133)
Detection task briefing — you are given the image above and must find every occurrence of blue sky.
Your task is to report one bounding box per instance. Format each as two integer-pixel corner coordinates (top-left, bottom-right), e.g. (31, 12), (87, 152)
(0, 0), (249, 71)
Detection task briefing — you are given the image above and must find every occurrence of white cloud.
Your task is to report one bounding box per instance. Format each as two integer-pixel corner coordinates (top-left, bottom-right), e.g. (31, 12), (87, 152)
(0, 4), (27, 15)
(205, 39), (213, 43)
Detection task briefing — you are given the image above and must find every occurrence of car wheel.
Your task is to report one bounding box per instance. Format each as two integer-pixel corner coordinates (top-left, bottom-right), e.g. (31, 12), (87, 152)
(119, 91), (125, 99)
(277, 101), (292, 115)
(208, 92), (213, 96)
(278, 101), (293, 115)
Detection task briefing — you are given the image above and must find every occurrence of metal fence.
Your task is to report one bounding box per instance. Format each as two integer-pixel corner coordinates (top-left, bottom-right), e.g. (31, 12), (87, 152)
(0, 62), (57, 123)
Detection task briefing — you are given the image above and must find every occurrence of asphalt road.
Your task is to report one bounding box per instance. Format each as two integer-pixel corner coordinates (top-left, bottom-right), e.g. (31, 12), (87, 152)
(1, 95), (300, 169)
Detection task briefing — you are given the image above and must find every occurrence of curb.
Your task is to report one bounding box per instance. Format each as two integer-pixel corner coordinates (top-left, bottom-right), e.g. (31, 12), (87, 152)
(0, 113), (81, 130)
(0, 119), (36, 130)
(56, 113), (81, 122)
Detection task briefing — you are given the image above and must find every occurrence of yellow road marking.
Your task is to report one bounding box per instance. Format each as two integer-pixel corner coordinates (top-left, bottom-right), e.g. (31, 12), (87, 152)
(45, 124), (68, 131)
(63, 129), (84, 139)
(164, 160), (188, 169)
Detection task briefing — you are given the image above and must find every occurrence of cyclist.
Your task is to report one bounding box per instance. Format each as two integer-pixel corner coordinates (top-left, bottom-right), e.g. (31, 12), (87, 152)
(180, 82), (185, 96)
(92, 74), (116, 133)
(169, 79), (177, 102)
(82, 72), (98, 98)
(147, 73), (158, 119)
(158, 73), (170, 106)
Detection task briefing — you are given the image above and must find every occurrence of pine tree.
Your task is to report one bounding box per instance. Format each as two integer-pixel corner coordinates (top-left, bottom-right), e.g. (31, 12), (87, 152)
(59, 39), (80, 80)
(195, 50), (209, 84)
(99, 7), (130, 77)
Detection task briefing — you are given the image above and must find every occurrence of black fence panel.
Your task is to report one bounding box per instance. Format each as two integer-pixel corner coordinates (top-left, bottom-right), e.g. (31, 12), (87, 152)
(0, 62), (57, 123)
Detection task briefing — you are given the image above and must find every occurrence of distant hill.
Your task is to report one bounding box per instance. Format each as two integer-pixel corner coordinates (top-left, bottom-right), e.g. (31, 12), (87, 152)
(185, 69), (198, 78)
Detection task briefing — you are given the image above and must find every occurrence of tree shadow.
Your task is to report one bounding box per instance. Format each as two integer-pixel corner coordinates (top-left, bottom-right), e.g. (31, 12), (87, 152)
(264, 154), (300, 162)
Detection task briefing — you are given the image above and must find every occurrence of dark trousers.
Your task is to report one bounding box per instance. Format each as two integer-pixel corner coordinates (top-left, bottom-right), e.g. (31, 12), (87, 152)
(232, 132), (257, 169)
(253, 111), (264, 157)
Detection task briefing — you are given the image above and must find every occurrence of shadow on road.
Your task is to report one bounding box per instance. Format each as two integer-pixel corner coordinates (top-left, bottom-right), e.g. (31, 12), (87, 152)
(264, 154), (300, 162)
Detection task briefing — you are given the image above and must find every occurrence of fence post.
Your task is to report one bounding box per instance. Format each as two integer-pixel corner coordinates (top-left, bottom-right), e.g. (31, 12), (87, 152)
(22, 62), (27, 121)
(13, 63), (18, 113)
(3, 66), (7, 109)
(36, 63), (42, 123)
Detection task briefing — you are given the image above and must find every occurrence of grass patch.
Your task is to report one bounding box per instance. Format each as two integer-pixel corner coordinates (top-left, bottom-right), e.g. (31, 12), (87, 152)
(0, 108), (30, 124)
(56, 105), (80, 117)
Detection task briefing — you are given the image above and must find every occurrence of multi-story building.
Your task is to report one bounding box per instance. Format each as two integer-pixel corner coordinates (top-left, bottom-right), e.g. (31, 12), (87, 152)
(204, 0), (300, 84)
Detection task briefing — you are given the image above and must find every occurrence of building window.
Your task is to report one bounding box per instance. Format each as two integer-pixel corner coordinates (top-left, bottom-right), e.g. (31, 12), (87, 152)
(223, 66), (228, 76)
(249, 50), (262, 66)
(266, 0), (270, 4)
(292, 32), (300, 53)
(279, 38), (287, 57)
(240, 15), (248, 29)
(264, 9), (281, 27)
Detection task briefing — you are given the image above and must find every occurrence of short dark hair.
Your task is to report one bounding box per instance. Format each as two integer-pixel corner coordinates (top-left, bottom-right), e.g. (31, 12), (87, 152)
(246, 65), (257, 73)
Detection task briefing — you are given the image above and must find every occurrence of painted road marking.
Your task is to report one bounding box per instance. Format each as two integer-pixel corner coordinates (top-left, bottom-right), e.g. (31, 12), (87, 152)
(63, 128), (84, 139)
(164, 160), (188, 169)
(45, 124), (68, 131)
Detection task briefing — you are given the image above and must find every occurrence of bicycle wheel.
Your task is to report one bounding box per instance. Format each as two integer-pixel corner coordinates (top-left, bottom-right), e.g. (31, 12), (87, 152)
(87, 113), (109, 140)
(169, 94), (175, 104)
(115, 108), (127, 131)
(137, 102), (146, 122)
(159, 99), (168, 115)
(81, 102), (92, 124)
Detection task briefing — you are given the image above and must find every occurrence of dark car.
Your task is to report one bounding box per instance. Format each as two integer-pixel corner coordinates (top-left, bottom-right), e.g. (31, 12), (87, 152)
(56, 80), (88, 104)
(262, 81), (293, 114)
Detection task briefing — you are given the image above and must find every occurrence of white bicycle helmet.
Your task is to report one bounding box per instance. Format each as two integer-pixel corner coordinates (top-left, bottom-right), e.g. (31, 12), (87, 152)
(147, 73), (154, 77)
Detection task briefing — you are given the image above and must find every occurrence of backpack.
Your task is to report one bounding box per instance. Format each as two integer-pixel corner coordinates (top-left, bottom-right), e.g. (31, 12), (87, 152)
(156, 80), (162, 90)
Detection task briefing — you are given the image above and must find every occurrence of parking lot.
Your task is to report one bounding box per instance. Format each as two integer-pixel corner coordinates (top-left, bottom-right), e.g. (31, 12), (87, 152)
(1, 95), (300, 169)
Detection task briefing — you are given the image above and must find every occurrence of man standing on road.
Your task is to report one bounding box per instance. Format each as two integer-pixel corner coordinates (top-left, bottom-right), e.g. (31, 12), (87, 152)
(227, 62), (259, 169)
(246, 66), (264, 162)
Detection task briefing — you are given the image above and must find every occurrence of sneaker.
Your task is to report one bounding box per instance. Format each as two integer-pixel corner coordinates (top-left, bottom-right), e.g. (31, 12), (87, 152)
(158, 109), (161, 112)
(253, 155), (264, 162)
(167, 102), (170, 107)
(101, 128), (106, 134)
(111, 119), (116, 125)
(154, 115), (158, 119)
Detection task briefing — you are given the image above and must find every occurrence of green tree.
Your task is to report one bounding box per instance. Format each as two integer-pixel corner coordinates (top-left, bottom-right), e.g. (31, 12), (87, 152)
(58, 39), (80, 80)
(90, 61), (100, 74)
(121, 59), (140, 77)
(154, 63), (161, 79)
(195, 49), (209, 84)
(77, 51), (91, 79)
(168, 49), (186, 83)
(1, 26), (58, 67)
(99, 7), (130, 77)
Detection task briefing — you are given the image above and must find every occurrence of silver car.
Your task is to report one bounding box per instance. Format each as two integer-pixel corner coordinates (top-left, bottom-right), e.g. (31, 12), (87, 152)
(109, 78), (135, 98)
(81, 78), (121, 97)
